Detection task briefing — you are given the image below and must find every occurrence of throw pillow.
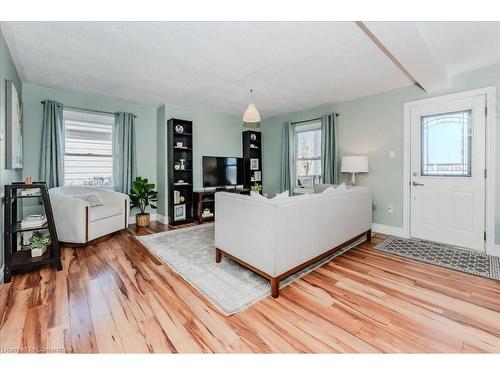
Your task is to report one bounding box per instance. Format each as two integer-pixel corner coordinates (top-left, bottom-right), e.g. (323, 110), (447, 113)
(336, 183), (347, 191)
(72, 193), (105, 207)
(250, 191), (268, 201)
(272, 190), (289, 200)
(321, 186), (337, 194)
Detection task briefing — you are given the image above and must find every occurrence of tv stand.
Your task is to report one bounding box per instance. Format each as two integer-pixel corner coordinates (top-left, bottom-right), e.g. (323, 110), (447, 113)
(194, 188), (250, 224)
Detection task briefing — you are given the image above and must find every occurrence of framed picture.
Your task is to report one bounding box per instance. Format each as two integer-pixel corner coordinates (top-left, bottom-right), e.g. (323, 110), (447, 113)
(174, 204), (186, 221)
(250, 158), (259, 170)
(6, 80), (23, 169)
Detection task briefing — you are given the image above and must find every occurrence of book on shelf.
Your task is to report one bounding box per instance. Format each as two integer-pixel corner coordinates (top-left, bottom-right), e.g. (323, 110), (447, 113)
(20, 188), (40, 197)
(21, 214), (47, 229)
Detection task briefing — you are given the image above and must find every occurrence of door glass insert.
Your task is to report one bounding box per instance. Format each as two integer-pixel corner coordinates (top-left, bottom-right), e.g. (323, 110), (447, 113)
(421, 110), (472, 177)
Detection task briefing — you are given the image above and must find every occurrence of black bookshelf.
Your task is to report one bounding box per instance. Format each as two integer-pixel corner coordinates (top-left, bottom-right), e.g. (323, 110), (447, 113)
(242, 130), (263, 189)
(3, 182), (62, 283)
(167, 118), (194, 225)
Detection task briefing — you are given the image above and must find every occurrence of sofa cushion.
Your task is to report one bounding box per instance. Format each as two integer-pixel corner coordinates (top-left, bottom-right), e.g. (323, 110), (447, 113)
(71, 193), (104, 207)
(313, 184), (333, 193)
(90, 204), (123, 222)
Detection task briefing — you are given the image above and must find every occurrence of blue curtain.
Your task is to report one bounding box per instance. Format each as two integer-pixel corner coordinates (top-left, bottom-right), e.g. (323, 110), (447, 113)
(321, 113), (339, 184)
(40, 100), (64, 188)
(114, 112), (137, 194)
(280, 122), (293, 192)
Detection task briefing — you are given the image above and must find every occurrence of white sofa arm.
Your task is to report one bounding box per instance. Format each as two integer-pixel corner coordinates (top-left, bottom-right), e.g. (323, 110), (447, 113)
(49, 192), (89, 243)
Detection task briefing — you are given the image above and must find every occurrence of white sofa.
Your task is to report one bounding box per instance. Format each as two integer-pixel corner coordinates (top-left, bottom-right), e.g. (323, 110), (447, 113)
(215, 186), (372, 297)
(49, 186), (130, 245)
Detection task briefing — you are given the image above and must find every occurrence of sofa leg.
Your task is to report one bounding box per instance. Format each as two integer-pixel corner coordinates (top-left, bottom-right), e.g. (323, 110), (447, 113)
(367, 229), (372, 242)
(215, 248), (222, 263)
(271, 277), (280, 298)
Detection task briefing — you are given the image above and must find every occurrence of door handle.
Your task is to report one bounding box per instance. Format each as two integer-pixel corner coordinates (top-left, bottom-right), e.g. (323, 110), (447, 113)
(412, 181), (424, 186)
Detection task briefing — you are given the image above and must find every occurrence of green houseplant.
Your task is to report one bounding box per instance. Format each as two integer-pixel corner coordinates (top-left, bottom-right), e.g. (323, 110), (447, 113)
(28, 231), (51, 257)
(129, 177), (158, 227)
(251, 183), (263, 193)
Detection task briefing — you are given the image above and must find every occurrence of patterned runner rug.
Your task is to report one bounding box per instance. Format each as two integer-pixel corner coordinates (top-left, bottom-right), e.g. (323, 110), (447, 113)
(375, 236), (500, 281)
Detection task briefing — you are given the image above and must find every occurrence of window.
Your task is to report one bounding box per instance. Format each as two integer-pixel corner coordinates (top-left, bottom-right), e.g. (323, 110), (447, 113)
(421, 110), (472, 177)
(294, 120), (322, 191)
(63, 109), (114, 187)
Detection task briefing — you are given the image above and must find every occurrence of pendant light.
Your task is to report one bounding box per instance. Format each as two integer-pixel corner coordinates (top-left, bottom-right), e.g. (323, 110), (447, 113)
(243, 89), (261, 128)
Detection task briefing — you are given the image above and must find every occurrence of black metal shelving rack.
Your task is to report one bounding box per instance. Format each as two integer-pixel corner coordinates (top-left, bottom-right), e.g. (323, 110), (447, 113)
(3, 182), (62, 283)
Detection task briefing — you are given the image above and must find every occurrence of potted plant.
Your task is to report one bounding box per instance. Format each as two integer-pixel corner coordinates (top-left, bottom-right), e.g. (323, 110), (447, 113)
(29, 231), (51, 257)
(129, 177), (158, 227)
(251, 183), (263, 193)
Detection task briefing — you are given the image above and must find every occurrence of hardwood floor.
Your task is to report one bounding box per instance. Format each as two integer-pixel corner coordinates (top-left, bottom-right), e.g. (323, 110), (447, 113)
(1, 222), (500, 353)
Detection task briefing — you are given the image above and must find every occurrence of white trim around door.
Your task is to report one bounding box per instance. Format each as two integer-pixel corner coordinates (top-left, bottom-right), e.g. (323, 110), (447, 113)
(403, 87), (497, 255)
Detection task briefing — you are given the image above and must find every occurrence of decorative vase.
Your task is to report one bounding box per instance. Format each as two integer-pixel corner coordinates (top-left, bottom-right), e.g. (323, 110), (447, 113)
(136, 213), (150, 227)
(174, 163), (181, 171)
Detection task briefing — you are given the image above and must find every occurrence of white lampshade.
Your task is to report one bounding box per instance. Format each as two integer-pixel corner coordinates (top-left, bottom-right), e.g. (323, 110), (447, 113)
(341, 156), (369, 173)
(243, 103), (261, 128)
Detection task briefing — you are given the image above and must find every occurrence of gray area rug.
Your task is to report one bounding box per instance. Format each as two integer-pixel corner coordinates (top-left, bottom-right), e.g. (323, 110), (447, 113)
(137, 223), (365, 315)
(375, 236), (500, 281)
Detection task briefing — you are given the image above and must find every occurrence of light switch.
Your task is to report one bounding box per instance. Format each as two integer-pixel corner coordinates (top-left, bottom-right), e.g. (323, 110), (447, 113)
(389, 150), (396, 159)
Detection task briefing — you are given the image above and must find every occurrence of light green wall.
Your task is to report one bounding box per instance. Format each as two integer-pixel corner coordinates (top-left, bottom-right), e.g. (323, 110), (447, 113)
(0, 28), (23, 271)
(21, 83), (158, 216)
(156, 104), (245, 218)
(263, 62), (500, 243)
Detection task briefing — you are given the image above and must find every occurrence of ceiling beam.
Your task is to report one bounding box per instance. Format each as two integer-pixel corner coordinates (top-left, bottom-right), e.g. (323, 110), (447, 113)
(357, 21), (450, 93)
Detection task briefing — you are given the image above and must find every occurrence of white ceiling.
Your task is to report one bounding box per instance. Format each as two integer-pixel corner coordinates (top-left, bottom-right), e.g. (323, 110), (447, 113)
(2, 21), (500, 118)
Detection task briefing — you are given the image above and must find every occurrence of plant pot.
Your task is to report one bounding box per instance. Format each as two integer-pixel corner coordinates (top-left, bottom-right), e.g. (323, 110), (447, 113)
(136, 213), (150, 227)
(31, 246), (47, 257)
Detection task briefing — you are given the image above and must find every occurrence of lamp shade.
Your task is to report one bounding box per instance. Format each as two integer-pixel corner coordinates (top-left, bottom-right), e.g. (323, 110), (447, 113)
(341, 156), (369, 173)
(243, 103), (261, 128)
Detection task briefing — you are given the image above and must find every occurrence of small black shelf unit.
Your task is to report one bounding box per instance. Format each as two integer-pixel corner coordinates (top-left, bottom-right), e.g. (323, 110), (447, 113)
(3, 182), (62, 283)
(242, 130), (263, 189)
(167, 118), (194, 225)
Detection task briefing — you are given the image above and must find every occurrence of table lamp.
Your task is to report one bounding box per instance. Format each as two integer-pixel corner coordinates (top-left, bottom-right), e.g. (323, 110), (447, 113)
(341, 156), (369, 186)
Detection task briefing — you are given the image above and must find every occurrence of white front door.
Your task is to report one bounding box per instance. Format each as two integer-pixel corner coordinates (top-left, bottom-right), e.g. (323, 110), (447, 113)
(410, 95), (486, 251)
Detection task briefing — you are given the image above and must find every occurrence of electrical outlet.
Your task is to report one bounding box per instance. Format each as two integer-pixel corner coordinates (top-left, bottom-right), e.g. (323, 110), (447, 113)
(387, 204), (394, 214)
(372, 202), (377, 210)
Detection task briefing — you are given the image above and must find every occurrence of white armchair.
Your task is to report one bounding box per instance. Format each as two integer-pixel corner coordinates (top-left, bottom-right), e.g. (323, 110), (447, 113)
(49, 186), (130, 245)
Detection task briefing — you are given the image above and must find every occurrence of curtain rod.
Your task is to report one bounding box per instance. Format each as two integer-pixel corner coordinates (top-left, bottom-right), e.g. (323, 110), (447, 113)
(291, 113), (339, 125)
(40, 101), (137, 118)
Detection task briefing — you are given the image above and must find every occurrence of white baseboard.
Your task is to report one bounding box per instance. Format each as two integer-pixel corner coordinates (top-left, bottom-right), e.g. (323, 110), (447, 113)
(492, 245), (500, 257)
(127, 213), (168, 225)
(371, 223), (407, 238)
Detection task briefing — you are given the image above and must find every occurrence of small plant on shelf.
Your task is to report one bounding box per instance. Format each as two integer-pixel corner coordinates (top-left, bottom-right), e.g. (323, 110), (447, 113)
(28, 231), (51, 257)
(129, 177), (158, 227)
(251, 183), (263, 193)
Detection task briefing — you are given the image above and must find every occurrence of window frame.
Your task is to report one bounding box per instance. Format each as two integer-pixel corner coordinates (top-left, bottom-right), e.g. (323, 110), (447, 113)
(292, 120), (322, 194)
(63, 109), (115, 188)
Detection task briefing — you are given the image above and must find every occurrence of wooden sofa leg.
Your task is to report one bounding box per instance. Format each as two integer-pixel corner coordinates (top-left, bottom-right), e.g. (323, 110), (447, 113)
(271, 277), (280, 298)
(215, 248), (222, 263)
(367, 229), (372, 242)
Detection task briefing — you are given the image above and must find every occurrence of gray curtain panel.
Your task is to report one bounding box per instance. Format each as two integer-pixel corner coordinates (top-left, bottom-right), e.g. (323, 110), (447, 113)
(40, 100), (64, 188)
(114, 112), (137, 194)
(280, 121), (293, 191)
(321, 113), (339, 184)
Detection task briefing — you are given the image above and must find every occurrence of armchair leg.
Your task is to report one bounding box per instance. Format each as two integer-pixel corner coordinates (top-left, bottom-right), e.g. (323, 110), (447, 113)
(367, 229), (372, 242)
(271, 277), (280, 298)
(215, 248), (222, 263)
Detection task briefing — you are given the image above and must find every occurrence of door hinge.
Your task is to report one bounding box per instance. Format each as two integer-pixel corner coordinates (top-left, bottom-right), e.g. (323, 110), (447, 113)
(485, 106), (488, 117)
(485, 169), (487, 178)
(484, 231), (487, 241)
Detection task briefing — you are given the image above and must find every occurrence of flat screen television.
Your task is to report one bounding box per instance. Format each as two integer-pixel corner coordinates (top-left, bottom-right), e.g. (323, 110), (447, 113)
(203, 156), (244, 187)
